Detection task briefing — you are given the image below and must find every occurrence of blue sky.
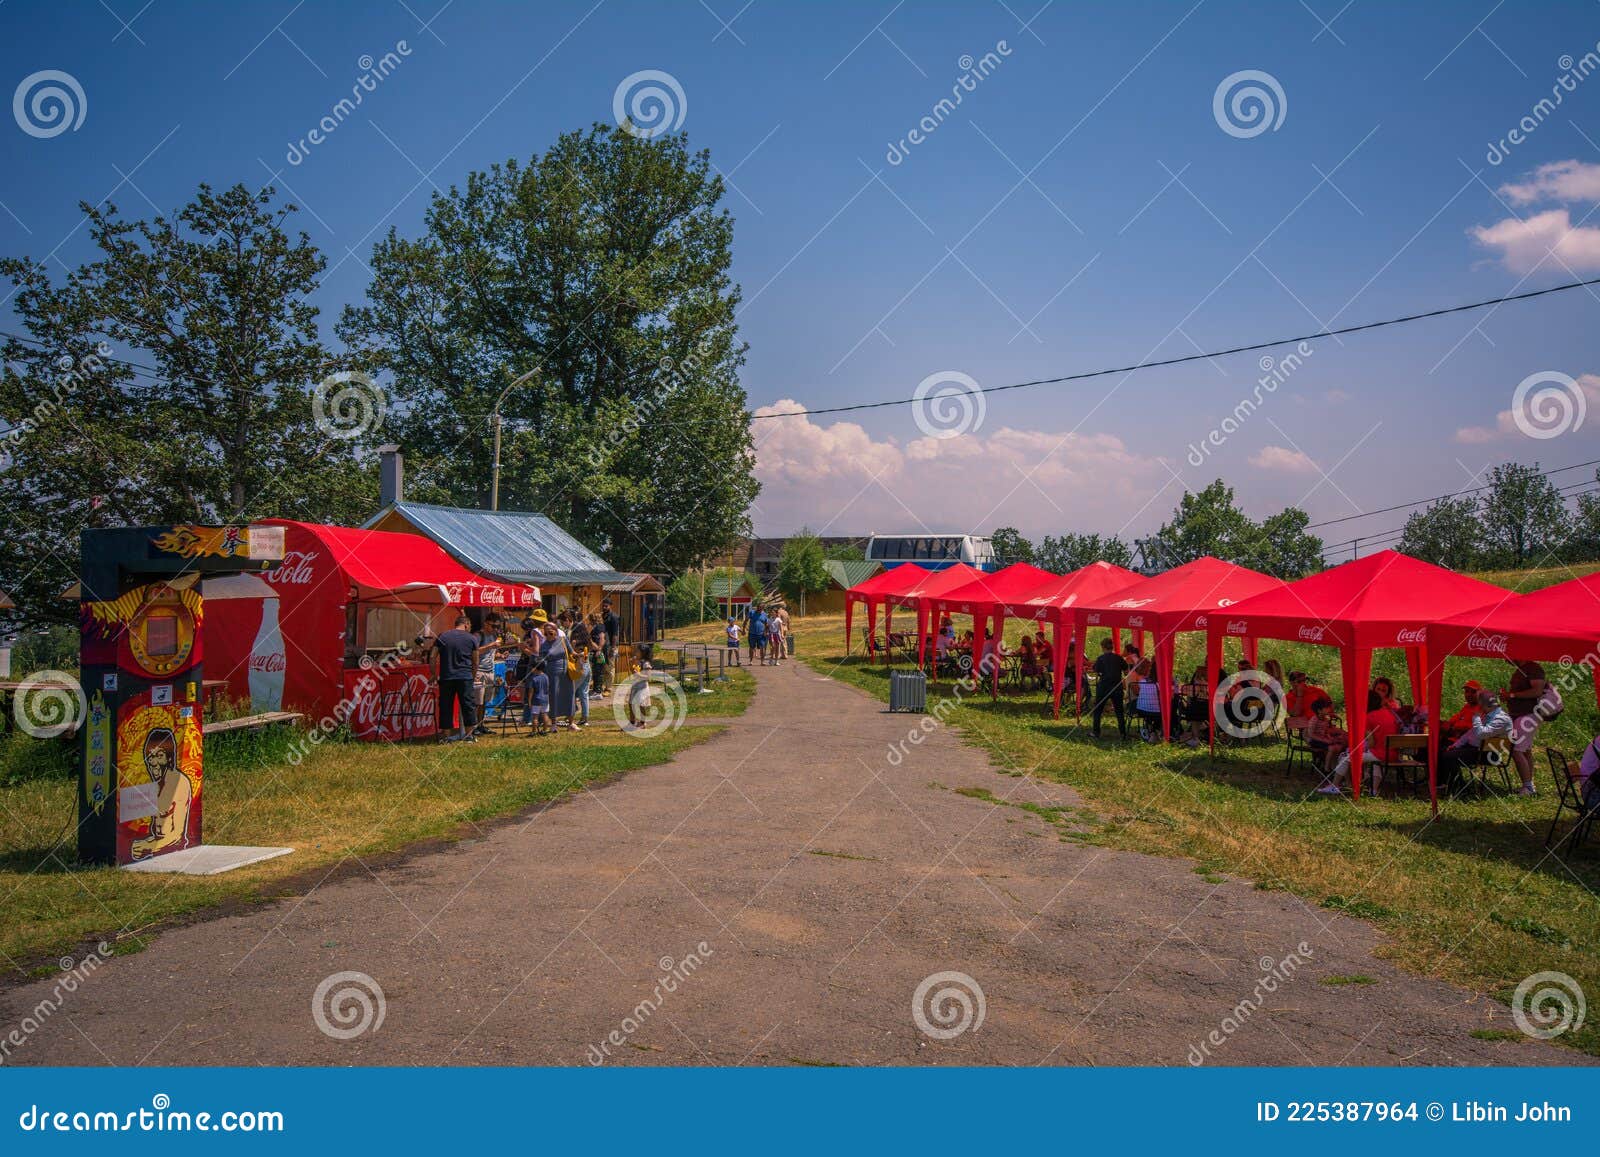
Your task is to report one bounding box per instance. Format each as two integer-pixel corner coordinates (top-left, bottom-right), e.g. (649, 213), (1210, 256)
(4, 0), (1599, 550)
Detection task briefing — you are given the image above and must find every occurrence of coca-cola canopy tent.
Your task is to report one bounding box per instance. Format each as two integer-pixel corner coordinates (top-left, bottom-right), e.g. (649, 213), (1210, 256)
(1076, 557), (1286, 739)
(1208, 549), (1509, 801)
(919, 562), (1059, 689)
(1423, 572), (1600, 814)
(998, 561), (1144, 716)
(842, 563), (928, 654)
(279, 521), (542, 607)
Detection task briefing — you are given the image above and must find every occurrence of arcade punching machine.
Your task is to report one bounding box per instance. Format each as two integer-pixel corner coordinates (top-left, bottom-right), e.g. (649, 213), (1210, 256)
(76, 525), (284, 866)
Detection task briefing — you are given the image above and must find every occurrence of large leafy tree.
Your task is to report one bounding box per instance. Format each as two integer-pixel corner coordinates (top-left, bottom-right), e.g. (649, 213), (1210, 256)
(990, 526), (1034, 564)
(0, 183), (374, 623)
(1480, 461), (1570, 568)
(1146, 480), (1322, 577)
(1398, 496), (1484, 570)
(338, 123), (759, 575)
(1035, 532), (1133, 573)
(776, 528), (830, 614)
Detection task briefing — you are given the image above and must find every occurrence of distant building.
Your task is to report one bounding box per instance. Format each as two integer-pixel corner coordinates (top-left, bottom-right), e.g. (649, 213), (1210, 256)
(728, 535), (870, 586)
(811, 559), (883, 615)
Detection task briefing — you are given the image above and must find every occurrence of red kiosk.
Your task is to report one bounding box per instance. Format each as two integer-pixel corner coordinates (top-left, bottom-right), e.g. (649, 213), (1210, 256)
(1425, 572), (1600, 814)
(206, 520), (539, 741)
(1210, 550), (1508, 798)
(1074, 557), (1285, 740)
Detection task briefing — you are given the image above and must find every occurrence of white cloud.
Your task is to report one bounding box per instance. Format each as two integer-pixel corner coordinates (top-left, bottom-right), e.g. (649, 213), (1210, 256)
(1248, 445), (1317, 473)
(749, 400), (1170, 536)
(1453, 372), (1600, 443)
(1323, 388), (1351, 404)
(1470, 208), (1600, 274)
(1500, 160), (1600, 206)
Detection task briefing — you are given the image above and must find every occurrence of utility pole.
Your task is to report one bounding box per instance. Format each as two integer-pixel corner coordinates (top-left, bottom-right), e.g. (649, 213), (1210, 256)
(490, 365), (541, 511)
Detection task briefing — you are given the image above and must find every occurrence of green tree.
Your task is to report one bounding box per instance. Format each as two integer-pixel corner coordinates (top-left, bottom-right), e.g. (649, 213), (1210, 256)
(1035, 532), (1134, 572)
(0, 183), (375, 623)
(1398, 497), (1485, 570)
(776, 528), (830, 615)
(338, 123), (759, 575)
(1569, 470), (1600, 562)
(1480, 462), (1570, 567)
(990, 526), (1034, 564)
(1147, 480), (1320, 576)
(824, 541), (865, 562)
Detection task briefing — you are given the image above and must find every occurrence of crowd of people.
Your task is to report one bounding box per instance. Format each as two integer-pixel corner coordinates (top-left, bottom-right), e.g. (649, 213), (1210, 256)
(914, 618), (1584, 804)
(421, 597), (631, 742)
(725, 602), (791, 667)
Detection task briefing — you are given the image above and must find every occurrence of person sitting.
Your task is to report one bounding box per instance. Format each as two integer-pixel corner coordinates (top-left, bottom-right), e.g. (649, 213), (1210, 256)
(1284, 672), (1329, 728)
(1130, 659), (1165, 741)
(1305, 697), (1347, 775)
(1319, 690), (1398, 795)
(1439, 680), (1482, 749)
(1371, 676), (1401, 712)
(1439, 690), (1513, 793)
(1032, 631), (1053, 689)
(1018, 635), (1040, 687)
(1577, 729), (1600, 817)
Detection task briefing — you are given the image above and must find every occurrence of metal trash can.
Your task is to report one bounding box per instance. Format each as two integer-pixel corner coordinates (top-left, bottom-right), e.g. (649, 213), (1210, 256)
(889, 670), (927, 713)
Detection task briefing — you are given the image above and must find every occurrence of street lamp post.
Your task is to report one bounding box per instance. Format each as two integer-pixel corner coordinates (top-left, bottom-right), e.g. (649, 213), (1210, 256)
(490, 366), (541, 511)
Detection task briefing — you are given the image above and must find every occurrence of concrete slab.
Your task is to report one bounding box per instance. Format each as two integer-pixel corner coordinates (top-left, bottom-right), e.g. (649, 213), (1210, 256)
(121, 845), (294, 876)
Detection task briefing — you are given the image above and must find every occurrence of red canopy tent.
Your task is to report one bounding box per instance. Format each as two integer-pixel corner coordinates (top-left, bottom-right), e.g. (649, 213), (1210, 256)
(1076, 557), (1285, 742)
(1208, 550), (1509, 798)
(843, 564), (929, 659)
(1425, 573), (1600, 814)
(997, 561), (1143, 717)
(920, 562), (1059, 691)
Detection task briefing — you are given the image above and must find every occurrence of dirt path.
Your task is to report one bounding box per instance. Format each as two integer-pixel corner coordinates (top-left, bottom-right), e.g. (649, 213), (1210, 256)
(3, 660), (1581, 1066)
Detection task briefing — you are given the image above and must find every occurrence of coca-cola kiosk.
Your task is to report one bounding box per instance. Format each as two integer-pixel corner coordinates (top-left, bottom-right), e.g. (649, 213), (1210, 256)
(206, 520), (539, 742)
(77, 524), (285, 866)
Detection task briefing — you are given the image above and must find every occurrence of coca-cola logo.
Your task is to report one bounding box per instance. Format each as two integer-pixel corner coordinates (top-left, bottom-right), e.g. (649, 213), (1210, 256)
(1086, 613), (1102, 624)
(1225, 620), (1248, 635)
(1395, 626), (1427, 645)
(480, 585), (506, 605)
(1111, 598), (1153, 609)
(517, 589), (538, 605)
(1298, 625), (1325, 642)
(263, 550), (319, 585)
(1126, 615), (1145, 628)
(1193, 615), (1208, 629)
(248, 653), (286, 673)
(1467, 631), (1509, 655)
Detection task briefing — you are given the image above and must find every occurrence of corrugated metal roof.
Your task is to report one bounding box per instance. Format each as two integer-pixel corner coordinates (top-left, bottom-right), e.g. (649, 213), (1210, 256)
(824, 559), (882, 589)
(704, 571), (762, 598)
(366, 502), (631, 586)
(602, 573), (666, 594)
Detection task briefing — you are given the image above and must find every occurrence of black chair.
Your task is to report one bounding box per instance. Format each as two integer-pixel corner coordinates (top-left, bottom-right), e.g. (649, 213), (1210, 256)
(1380, 733), (1429, 798)
(1284, 720), (1315, 776)
(1545, 749), (1595, 851)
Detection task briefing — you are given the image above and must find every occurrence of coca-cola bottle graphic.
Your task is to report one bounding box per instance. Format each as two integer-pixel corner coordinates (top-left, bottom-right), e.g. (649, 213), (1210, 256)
(247, 597), (287, 712)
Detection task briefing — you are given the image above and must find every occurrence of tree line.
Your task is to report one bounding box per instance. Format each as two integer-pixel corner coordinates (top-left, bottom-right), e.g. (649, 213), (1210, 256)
(0, 124), (759, 624)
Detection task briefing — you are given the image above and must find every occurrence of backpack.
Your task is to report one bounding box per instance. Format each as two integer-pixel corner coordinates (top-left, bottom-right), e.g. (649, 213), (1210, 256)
(1537, 682), (1564, 722)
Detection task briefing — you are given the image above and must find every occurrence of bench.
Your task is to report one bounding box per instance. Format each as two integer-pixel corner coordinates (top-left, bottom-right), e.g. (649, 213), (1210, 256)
(202, 711), (304, 736)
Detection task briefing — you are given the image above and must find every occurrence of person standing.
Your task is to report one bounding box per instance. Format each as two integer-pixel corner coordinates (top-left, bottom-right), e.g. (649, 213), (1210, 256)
(748, 606), (767, 665)
(1503, 659), (1548, 795)
(777, 603), (792, 658)
(1090, 637), (1128, 740)
(768, 612), (785, 666)
(472, 614), (502, 737)
(601, 598), (621, 673)
(725, 616), (741, 666)
(569, 614), (592, 729)
(539, 620), (573, 731)
(430, 612), (479, 743)
(587, 612), (609, 696)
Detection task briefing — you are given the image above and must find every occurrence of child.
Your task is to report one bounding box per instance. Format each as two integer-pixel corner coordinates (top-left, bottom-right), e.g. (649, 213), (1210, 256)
(628, 656), (654, 729)
(726, 617), (741, 667)
(523, 657), (552, 735)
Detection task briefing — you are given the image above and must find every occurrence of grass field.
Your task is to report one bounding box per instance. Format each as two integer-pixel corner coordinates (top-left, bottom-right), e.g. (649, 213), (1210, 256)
(0, 667), (755, 971)
(674, 608), (1600, 1056)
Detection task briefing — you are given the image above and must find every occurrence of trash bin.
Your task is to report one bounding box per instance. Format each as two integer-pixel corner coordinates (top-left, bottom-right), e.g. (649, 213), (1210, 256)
(889, 669), (927, 713)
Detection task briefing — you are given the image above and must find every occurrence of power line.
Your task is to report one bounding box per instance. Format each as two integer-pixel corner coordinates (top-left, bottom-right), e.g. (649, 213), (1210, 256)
(1305, 458), (1600, 531)
(1316, 480), (1600, 560)
(751, 276), (1600, 419)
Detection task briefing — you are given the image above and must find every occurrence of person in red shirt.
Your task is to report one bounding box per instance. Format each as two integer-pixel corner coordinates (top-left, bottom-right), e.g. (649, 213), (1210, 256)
(1440, 680), (1482, 746)
(1320, 690), (1398, 794)
(1284, 671), (1329, 726)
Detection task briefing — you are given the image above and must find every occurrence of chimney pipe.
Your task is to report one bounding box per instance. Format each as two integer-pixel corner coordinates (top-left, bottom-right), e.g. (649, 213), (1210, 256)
(379, 444), (403, 508)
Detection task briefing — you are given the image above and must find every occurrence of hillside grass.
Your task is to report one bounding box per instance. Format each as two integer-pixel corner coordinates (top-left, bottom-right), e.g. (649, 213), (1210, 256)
(672, 608), (1600, 1057)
